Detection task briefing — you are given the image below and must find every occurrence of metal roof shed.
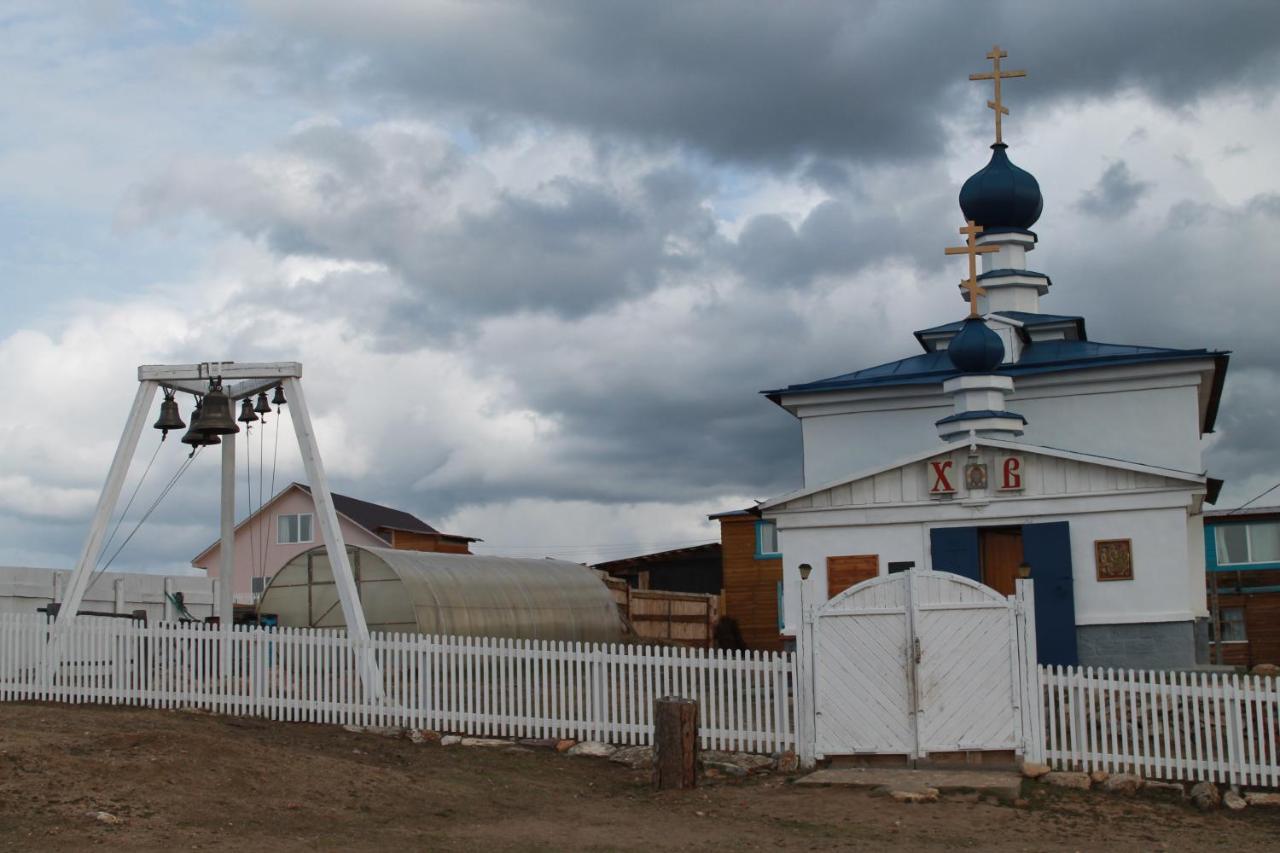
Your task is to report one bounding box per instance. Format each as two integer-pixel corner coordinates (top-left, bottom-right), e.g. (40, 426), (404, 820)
(259, 545), (625, 642)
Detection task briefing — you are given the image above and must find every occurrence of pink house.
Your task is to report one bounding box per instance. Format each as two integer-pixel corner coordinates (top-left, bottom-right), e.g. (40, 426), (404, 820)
(191, 483), (478, 604)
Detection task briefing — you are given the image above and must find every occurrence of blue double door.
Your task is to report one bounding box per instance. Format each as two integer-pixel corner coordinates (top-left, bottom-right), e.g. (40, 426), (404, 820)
(929, 522), (1079, 666)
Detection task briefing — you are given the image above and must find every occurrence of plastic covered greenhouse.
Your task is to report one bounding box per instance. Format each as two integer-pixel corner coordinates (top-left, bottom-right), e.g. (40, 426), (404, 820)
(257, 545), (625, 642)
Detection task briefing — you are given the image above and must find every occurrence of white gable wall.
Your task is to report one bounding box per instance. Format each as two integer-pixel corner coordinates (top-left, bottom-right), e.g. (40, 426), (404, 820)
(766, 445), (1207, 639)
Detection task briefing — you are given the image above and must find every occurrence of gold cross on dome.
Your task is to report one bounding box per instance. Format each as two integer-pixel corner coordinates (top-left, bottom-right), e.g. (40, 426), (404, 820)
(969, 45), (1026, 145)
(945, 220), (1000, 317)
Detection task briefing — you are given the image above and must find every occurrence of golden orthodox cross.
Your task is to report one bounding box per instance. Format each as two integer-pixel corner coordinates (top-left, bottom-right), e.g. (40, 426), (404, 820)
(969, 45), (1026, 145)
(945, 220), (999, 318)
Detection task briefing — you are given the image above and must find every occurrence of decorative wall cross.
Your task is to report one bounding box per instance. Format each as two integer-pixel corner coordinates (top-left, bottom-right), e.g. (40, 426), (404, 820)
(945, 220), (999, 317)
(969, 45), (1026, 145)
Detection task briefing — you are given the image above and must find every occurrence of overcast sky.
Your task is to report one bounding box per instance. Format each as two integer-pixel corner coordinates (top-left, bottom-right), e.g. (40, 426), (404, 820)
(3, 1), (1279, 572)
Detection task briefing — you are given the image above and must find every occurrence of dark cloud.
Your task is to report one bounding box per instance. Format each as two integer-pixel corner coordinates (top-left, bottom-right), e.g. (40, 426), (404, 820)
(1076, 161), (1150, 218)
(239, 0), (1280, 166)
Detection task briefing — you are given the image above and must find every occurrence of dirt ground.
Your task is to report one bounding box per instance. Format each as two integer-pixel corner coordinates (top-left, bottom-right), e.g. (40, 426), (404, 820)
(1, 703), (1278, 851)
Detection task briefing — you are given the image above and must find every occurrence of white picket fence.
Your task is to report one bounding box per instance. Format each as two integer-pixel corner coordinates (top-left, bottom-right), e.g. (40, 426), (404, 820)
(1041, 665), (1280, 787)
(0, 613), (796, 753)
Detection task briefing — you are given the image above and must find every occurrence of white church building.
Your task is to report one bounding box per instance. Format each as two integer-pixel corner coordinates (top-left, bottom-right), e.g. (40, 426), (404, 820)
(761, 73), (1228, 670)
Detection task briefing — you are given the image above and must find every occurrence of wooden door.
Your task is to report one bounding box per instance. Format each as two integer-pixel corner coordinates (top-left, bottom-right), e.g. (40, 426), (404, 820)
(980, 529), (1023, 597)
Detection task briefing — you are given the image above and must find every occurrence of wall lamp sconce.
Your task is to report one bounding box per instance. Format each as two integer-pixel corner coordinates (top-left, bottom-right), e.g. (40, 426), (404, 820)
(1017, 561), (1032, 579)
(799, 563), (813, 581)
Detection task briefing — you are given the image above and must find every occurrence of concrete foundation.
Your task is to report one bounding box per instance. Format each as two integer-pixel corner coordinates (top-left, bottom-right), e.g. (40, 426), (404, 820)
(1076, 621), (1197, 670)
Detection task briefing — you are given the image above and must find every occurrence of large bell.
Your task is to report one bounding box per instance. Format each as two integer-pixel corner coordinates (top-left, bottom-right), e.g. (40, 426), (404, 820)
(238, 398), (259, 424)
(271, 384), (287, 407)
(193, 380), (239, 436)
(153, 391), (186, 437)
(181, 401), (221, 449)
(254, 391), (271, 415)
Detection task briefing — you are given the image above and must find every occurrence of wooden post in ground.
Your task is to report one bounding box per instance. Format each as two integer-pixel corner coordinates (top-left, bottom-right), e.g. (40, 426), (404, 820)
(653, 696), (698, 789)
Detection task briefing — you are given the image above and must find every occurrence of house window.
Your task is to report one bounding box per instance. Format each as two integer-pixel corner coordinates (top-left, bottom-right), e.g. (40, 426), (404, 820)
(755, 521), (780, 558)
(1214, 521), (1280, 565)
(251, 576), (268, 597)
(277, 513), (314, 545)
(1216, 606), (1247, 643)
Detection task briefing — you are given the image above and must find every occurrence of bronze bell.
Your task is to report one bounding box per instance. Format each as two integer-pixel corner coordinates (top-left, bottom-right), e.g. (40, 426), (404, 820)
(181, 401), (221, 448)
(193, 380), (239, 436)
(238, 397), (259, 424)
(254, 391), (271, 415)
(153, 391), (186, 437)
(271, 384), (287, 407)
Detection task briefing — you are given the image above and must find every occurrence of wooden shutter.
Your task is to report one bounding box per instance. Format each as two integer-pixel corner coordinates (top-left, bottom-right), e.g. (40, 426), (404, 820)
(826, 555), (879, 598)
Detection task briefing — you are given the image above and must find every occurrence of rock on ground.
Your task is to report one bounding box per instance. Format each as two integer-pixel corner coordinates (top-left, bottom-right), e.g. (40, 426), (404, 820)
(889, 787), (939, 804)
(440, 735), (462, 746)
(609, 745), (654, 770)
(1190, 781), (1220, 811)
(567, 741), (616, 758)
(1043, 771), (1091, 790)
(1244, 791), (1280, 807)
(555, 739), (576, 752)
(460, 737), (509, 748)
(1089, 770), (1110, 785)
(1250, 663), (1279, 678)
(1101, 773), (1143, 796)
(703, 760), (749, 778)
(86, 811), (124, 826)
(775, 751), (799, 773)
(1224, 790), (1247, 810)
(1141, 781), (1186, 802)
(1020, 761), (1051, 779)
(408, 729), (440, 745)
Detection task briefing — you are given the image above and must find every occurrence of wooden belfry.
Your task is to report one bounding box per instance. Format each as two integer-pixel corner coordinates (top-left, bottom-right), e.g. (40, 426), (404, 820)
(969, 44), (1026, 145)
(945, 220), (999, 317)
(56, 362), (383, 695)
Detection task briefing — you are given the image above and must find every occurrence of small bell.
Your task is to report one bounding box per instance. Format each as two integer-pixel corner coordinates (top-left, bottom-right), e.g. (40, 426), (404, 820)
(153, 390), (186, 438)
(254, 391), (271, 415)
(238, 397), (259, 424)
(271, 384), (287, 407)
(193, 379), (239, 436)
(181, 401), (221, 452)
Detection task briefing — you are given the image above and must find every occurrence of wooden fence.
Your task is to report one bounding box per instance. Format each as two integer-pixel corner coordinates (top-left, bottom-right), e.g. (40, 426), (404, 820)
(1041, 665), (1280, 787)
(0, 613), (795, 753)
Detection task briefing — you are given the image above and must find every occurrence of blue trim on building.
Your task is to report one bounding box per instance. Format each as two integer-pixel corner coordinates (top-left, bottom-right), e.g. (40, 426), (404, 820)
(1203, 516), (1280, 573)
(755, 520), (781, 560)
(935, 409), (1027, 425)
(977, 268), (1050, 281)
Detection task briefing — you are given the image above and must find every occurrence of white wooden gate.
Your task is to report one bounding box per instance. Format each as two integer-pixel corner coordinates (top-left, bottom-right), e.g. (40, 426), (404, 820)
(803, 571), (1038, 761)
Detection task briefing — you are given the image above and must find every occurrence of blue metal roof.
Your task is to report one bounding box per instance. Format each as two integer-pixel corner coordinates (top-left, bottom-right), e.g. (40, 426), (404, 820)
(765, 339), (1229, 424)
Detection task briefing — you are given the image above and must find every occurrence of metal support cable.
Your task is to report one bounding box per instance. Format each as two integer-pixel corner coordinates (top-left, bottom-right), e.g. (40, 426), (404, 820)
(97, 447), (202, 576)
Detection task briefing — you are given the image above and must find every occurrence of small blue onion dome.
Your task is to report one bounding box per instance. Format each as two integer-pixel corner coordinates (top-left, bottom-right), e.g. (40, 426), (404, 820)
(959, 144), (1043, 229)
(948, 317), (1005, 372)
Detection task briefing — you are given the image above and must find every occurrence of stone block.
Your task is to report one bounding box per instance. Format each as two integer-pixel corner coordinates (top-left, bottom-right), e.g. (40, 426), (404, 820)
(609, 745), (654, 770)
(1141, 781), (1186, 802)
(890, 787), (939, 803)
(1020, 761), (1051, 779)
(567, 741), (616, 758)
(1244, 791), (1280, 808)
(1190, 781), (1220, 811)
(1224, 790), (1247, 811)
(1043, 771), (1091, 790)
(1101, 773), (1143, 796)
(460, 737), (510, 748)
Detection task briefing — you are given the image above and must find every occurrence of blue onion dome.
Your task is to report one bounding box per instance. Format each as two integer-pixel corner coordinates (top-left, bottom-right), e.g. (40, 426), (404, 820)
(948, 317), (1005, 372)
(959, 144), (1043, 229)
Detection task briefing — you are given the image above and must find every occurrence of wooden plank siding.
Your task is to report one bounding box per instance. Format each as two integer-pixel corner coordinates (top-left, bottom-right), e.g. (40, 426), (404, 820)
(826, 555), (879, 598)
(1211, 590), (1280, 668)
(718, 516), (784, 651)
(385, 529), (473, 554)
